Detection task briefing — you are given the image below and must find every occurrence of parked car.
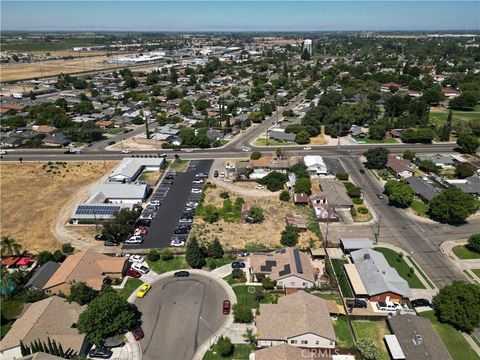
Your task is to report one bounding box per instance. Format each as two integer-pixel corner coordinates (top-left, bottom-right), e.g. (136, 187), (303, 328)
(179, 218), (193, 224)
(411, 298), (431, 308)
(191, 188), (202, 194)
(0, 150), (8, 155)
(136, 283), (151, 298)
(125, 235), (143, 244)
(107, 141), (116, 146)
(255, 184), (264, 190)
(231, 261), (246, 269)
(173, 271), (190, 278)
(222, 300), (231, 315)
(95, 233), (113, 241)
(135, 219), (151, 227)
(131, 263), (150, 274)
(376, 193), (384, 199)
(125, 269), (142, 278)
(170, 239), (186, 247)
(104, 240), (118, 247)
(122, 150), (132, 154)
(102, 337), (125, 349)
(376, 301), (400, 312)
(193, 179), (204, 184)
(220, 172), (225, 178)
(88, 347), (113, 359)
(303, 146), (311, 151)
(131, 326), (144, 341)
(129, 255), (145, 263)
(242, 147), (251, 152)
(359, 169), (366, 174)
(196, 173), (208, 178)
(346, 298), (367, 309)
(214, 170), (219, 178)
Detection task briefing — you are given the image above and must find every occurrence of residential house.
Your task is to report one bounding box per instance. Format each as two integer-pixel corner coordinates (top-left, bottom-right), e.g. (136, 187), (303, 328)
(405, 176), (440, 202)
(285, 214), (307, 231)
(18, 352), (65, 360)
(250, 248), (316, 289)
(340, 238), (374, 254)
(441, 87), (460, 99)
(254, 344), (305, 360)
(386, 315), (452, 360)
(25, 261), (60, 290)
(350, 125), (366, 139)
(318, 180), (353, 211)
(387, 155), (414, 179)
(43, 250), (128, 295)
(95, 120), (115, 129)
(416, 154), (455, 169)
(268, 131), (296, 143)
(304, 156), (328, 177)
(43, 133), (69, 147)
(0, 296), (88, 360)
(256, 291), (336, 349)
(346, 248), (412, 302)
(293, 192), (309, 205)
(446, 175), (480, 197)
(451, 154), (480, 172)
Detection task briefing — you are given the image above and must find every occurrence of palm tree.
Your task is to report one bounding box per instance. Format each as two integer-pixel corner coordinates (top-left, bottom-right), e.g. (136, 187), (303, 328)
(1, 235), (22, 257)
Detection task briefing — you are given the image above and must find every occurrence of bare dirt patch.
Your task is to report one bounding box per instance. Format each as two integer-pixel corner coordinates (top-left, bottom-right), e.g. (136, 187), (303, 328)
(0, 161), (117, 253)
(192, 185), (321, 250)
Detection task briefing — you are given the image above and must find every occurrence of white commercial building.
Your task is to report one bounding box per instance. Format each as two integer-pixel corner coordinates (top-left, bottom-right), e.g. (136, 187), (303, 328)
(303, 39), (313, 55)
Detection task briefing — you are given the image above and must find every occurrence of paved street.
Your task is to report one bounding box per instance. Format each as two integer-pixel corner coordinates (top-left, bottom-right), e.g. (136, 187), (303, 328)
(134, 273), (229, 360)
(340, 157), (467, 287)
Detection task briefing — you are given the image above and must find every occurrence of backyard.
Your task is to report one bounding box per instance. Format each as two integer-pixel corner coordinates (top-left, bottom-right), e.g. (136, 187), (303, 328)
(203, 344), (252, 360)
(352, 320), (390, 360)
(452, 245), (480, 260)
(330, 259), (354, 298)
(420, 311), (479, 360)
(374, 247), (425, 289)
(333, 315), (355, 349)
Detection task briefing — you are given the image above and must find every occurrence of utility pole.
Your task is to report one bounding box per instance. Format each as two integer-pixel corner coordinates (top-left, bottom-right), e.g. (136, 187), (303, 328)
(374, 215), (382, 244)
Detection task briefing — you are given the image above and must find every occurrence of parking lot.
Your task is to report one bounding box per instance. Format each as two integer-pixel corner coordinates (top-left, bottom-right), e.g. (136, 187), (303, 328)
(125, 159), (213, 249)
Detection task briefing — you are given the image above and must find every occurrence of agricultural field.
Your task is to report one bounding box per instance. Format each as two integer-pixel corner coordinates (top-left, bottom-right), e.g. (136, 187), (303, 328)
(0, 161), (117, 253)
(191, 184), (321, 250)
(429, 106), (480, 126)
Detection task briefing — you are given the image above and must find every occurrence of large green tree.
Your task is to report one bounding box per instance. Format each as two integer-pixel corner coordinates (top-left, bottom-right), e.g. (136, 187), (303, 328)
(280, 225), (299, 247)
(467, 234), (480, 254)
(77, 290), (139, 345)
(384, 181), (414, 208)
(295, 178), (312, 194)
(207, 239), (224, 259)
(433, 282), (480, 333)
(258, 171), (287, 192)
(364, 147), (390, 169)
(186, 236), (206, 269)
(428, 188), (479, 224)
(67, 282), (97, 305)
(457, 134), (479, 154)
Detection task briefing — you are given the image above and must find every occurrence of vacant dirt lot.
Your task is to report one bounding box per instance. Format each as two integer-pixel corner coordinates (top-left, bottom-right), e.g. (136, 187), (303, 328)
(0, 161), (117, 253)
(192, 184), (321, 250)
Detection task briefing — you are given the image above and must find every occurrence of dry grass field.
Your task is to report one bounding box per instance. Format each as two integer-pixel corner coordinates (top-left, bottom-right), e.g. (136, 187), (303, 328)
(0, 161), (117, 253)
(192, 185), (321, 250)
(0, 54), (118, 81)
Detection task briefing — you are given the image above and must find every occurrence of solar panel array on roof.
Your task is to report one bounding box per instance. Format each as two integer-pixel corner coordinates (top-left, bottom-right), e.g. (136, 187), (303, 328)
(75, 205), (121, 215)
(293, 248), (303, 274)
(278, 264), (291, 277)
(260, 260), (277, 272)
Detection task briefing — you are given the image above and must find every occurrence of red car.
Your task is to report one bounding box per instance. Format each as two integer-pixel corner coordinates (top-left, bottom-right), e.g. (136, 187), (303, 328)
(126, 269), (142, 278)
(131, 326), (144, 341)
(223, 300), (231, 315)
(133, 226), (148, 236)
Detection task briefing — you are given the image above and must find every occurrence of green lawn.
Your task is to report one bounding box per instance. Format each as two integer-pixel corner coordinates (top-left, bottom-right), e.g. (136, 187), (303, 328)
(206, 255), (236, 270)
(452, 245), (480, 260)
(333, 315), (355, 349)
(233, 285), (262, 309)
(331, 259), (354, 298)
(146, 256), (189, 274)
(107, 128), (125, 135)
(254, 138), (294, 146)
(117, 278), (143, 300)
(410, 199), (429, 218)
(374, 247), (425, 289)
(352, 320), (390, 360)
(314, 292), (343, 305)
(169, 159), (189, 172)
(429, 109), (480, 127)
(420, 311), (479, 360)
(203, 344), (252, 360)
(363, 138), (398, 144)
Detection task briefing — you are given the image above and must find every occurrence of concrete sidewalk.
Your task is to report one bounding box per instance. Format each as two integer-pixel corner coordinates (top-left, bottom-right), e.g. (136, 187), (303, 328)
(441, 240), (480, 284)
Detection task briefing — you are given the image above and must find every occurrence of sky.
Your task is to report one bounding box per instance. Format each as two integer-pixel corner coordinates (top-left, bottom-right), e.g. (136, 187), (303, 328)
(1, 1), (479, 32)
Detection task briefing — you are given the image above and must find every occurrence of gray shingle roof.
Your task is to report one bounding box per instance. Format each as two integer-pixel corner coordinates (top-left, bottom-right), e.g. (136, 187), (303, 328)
(25, 261), (60, 289)
(351, 248), (412, 298)
(406, 176), (439, 202)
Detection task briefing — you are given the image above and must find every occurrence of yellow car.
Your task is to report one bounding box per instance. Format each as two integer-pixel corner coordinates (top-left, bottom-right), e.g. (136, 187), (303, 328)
(136, 283), (151, 298)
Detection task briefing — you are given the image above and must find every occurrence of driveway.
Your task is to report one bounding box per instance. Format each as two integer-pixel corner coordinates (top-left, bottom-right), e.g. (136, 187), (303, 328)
(134, 273), (229, 360)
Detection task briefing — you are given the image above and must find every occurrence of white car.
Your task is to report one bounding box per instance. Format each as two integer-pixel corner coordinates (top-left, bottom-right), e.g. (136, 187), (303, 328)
(122, 149), (132, 154)
(375, 301), (401, 312)
(255, 184), (264, 190)
(191, 188), (202, 194)
(131, 262), (150, 274)
(170, 240), (186, 247)
(186, 201), (198, 207)
(125, 235), (143, 244)
(303, 146), (311, 150)
(0, 150), (7, 155)
(242, 147), (251, 152)
(179, 218), (193, 223)
(220, 172), (225, 178)
(192, 179), (204, 184)
(129, 255), (145, 263)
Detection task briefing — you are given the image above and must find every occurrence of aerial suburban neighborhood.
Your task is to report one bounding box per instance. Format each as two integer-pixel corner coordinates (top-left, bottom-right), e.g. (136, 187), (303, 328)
(0, 2), (480, 360)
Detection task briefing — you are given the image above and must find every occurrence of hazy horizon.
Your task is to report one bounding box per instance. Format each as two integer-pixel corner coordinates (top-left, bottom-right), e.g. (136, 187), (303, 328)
(1, 1), (479, 32)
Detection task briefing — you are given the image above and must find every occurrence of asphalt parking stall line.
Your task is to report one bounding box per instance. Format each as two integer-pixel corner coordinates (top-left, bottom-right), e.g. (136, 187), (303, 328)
(127, 159), (213, 249)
